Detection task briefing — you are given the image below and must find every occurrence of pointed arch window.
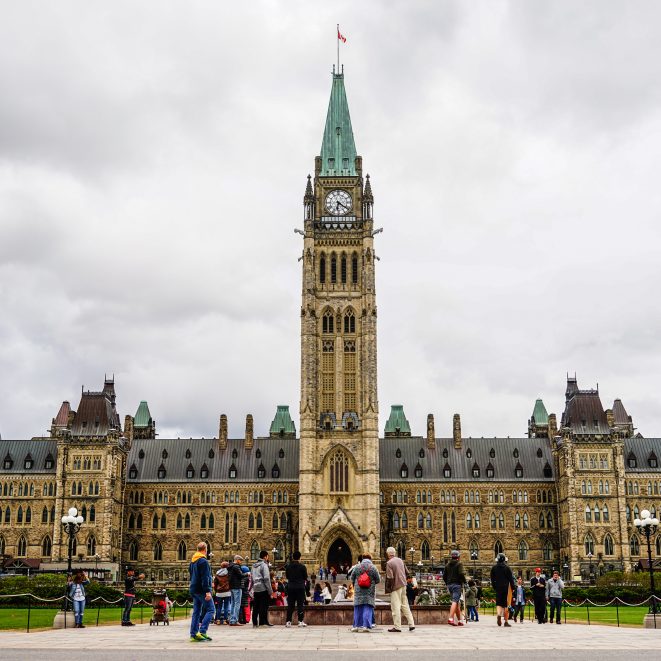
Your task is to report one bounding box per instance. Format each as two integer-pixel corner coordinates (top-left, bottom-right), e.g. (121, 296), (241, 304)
(400, 463), (408, 479)
(256, 512), (263, 529)
(543, 540), (553, 561)
(17, 535), (27, 557)
(319, 253), (326, 284)
(322, 309), (334, 334)
(604, 534), (614, 556)
(249, 513), (255, 529)
(251, 540), (260, 560)
(343, 308), (355, 334)
(466, 513), (473, 529)
(490, 448), (496, 459)
(494, 540), (503, 557)
(330, 253), (337, 283)
(393, 512), (400, 529)
(543, 462), (552, 478)
(414, 463), (423, 478)
(515, 462), (523, 478)
(630, 534), (640, 556)
(351, 252), (358, 284)
(584, 533), (595, 555)
(472, 463), (480, 478)
(186, 464), (195, 479)
(87, 535), (96, 557)
(330, 451), (349, 492)
(153, 540), (163, 561)
(518, 540), (528, 560)
(443, 463), (451, 479)
(229, 463), (237, 479)
(157, 464), (166, 479)
(628, 452), (637, 468)
(177, 540), (187, 561)
(257, 464), (265, 478)
(401, 512), (408, 529)
(486, 463), (494, 478)
(443, 512), (448, 543)
(42, 506), (49, 524)
(200, 463), (209, 479)
(129, 464), (138, 479)
(417, 512), (424, 529)
(45, 453), (54, 469)
(271, 463), (280, 479)
(421, 540), (430, 561)
(341, 253), (347, 283)
(42, 535), (52, 557)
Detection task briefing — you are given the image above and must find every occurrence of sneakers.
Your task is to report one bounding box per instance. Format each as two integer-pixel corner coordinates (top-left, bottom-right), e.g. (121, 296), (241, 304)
(497, 615), (502, 626)
(409, 626), (416, 631)
(286, 622), (292, 628)
(350, 627), (359, 632)
(448, 618), (457, 626)
(504, 621), (512, 628)
(200, 633), (213, 641)
(190, 633), (205, 642)
(298, 622), (308, 627)
(387, 627), (402, 632)
(457, 621), (465, 626)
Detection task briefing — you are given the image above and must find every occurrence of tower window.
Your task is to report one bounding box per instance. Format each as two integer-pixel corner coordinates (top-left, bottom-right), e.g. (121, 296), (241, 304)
(351, 253), (358, 284)
(341, 254), (347, 283)
(323, 310), (334, 334)
(331, 254), (337, 283)
(343, 309), (356, 334)
(319, 254), (326, 284)
(328, 158), (335, 170)
(330, 451), (349, 492)
(342, 158), (349, 169)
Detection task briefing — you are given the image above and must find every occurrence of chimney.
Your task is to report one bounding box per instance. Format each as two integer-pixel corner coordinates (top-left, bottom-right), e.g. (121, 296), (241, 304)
(605, 408), (615, 429)
(548, 413), (558, 439)
(453, 414), (462, 449)
(245, 414), (254, 450)
(124, 415), (134, 443)
(218, 414), (228, 450)
(426, 414), (435, 449)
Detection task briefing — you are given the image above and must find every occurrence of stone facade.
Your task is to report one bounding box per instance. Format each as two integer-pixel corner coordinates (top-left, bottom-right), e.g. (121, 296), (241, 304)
(1, 71), (661, 582)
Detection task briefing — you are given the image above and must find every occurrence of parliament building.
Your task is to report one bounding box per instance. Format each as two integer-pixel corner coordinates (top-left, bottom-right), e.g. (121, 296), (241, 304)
(1, 71), (660, 583)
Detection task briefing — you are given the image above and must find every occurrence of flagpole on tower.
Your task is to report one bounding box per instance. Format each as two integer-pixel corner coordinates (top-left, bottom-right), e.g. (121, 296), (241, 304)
(337, 23), (340, 73)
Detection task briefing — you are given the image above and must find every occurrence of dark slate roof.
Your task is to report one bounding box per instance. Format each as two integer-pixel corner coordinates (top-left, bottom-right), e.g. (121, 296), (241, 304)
(53, 401), (71, 427)
(0, 439), (58, 474)
(127, 437), (300, 483)
(379, 437), (555, 482)
(561, 390), (610, 435)
(624, 438), (661, 473)
(613, 399), (631, 425)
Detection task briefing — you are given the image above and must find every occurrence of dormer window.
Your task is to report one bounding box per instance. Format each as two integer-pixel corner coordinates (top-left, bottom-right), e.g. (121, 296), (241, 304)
(513, 448), (519, 458)
(419, 448), (425, 459)
(472, 463), (480, 478)
(162, 449), (168, 460)
(256, 449), (262, 459)
(257, 464), (266, 479)
(200, 463), (209, 479)
(442, 448), (448, 458)
(543, 462), (553, 478)
(328, 158), (335, 169)
(272, 463), (280, 479)
(186, 464), (195, 479)
(649, 453), (658, 468)
(627, 452), (637, 469)
(208, 449), (215, 459)
(157, 464), (166, 479)
(138, 449), (145, 459)
(24, 454), (33, 470)
(400, 463), (408, 478)
(279, 448), (285, 459)
(229, 463), (237, 479)
(466, 448), (472, 459)
(515, 462), (523, 478)
(129, 464), (138, 479)
(3, 454), (13, 470)
(44, 454), (54, 470)
(490, 448), (496, 459)
(232, 448), (238, 459)
(414, 463), (423, 478)
(443, 463), (451, 479)
(185, 449), (191, 459)
(486, 463), (494, 478)
(395, 448), (401, 459)
(537, 448), (543, 458)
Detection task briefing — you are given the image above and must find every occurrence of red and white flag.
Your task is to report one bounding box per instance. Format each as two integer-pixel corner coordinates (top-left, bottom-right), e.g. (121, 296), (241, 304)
(337, 27), (347, 43)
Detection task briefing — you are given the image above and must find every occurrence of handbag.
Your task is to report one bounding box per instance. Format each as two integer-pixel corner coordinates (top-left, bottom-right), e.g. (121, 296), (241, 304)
(384, 576), (394, 594)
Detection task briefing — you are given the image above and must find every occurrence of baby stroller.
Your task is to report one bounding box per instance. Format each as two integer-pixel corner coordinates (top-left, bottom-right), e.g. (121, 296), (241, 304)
(149, 589), (170, 625)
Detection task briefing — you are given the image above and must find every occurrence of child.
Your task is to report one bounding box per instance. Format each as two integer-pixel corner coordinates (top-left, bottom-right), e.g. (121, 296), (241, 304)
(240, 565), (252, 624)
(465, 580), (479, 622)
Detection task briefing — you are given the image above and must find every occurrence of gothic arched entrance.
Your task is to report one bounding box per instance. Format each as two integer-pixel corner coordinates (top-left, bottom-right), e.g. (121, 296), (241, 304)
(327, 538), (352, 572)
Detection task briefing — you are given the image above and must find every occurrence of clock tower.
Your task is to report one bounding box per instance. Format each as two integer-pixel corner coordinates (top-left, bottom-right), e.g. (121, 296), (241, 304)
(298, 70), (381, 568)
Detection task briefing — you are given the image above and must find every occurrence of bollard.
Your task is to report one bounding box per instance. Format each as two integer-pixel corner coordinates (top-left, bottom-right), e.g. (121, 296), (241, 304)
(97, 603), (101, 627)
(27, 594), (31, 633)
(616, 600), (619, 627)
(586, 602), (590, 625)
(140, 602), (144, 624)
(172, 604), (175, 621)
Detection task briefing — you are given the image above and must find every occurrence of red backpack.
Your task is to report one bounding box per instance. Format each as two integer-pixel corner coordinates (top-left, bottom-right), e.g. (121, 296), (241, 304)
(357, 571), (371, 588)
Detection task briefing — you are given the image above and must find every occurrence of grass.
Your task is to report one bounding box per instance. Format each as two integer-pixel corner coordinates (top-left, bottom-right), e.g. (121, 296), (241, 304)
(0, 603), (188, 631)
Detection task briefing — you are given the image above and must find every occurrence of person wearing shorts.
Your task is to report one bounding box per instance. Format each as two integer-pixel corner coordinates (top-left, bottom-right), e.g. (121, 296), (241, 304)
(443, 550), (466, 626)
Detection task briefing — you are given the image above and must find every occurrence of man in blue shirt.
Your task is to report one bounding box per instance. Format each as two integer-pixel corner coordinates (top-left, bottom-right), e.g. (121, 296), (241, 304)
(189, 541), (214, 642)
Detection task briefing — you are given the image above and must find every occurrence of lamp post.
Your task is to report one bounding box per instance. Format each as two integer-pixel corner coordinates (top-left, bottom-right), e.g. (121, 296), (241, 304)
(634, 509), (659, 616)
(471, 550), (478, 577)
(409, 546), (415, 571)
(94, 553), (100, 577)
(271, 546), (278, 569)
(563, 561), (569, 582)
(431, 555), (435, 572)
(61, 507), (84, 616)
(587, 552), (594, 584)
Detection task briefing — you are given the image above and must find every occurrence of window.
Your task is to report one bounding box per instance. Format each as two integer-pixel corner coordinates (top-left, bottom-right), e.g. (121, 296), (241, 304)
(518, 540), (528, 561)
(490, 448), (496, 459)
(402, 512), (408, 529)
(351, 253), (358, 284)
(272, 463), (280, 479)
(417, 513), (424, 529)
(515, 512), (521, 529)
(543, 463), (552, 478)
(341, 254), (347, 283)
(42, 535), (52, 557)
(443, 463), (451, 478)
(157, 464), (166, 479)
(421, 540), (430, 561)
(229, 464), (237, 479)
(330, 253), (337, 283)
(3, 455), (13, 470)
(466, 513), (472, 529)
(251, 540), (260, 560)
(584, 534), (594, 556)
(256, 512), (263, 529)
(490, 513), (496, 529)
(400, 463), (408, 479)
(443, 512), (448, 542)
(200, 464), (209, 479)
(523, 513), (529, 529)
(472, 464), (480, 478)
(129, 464), (138, 479)
(486, 463), (494, 478)
(24, 454), (33, 470)
(543, 540), (552, 561)
(17, 536), (27, 557)
(628, 453), (637, 468)
(414, 463), (423, 478)
(343, 308), (355, 333)
(474, 513), (480, 529)
(178, 540), (187, 561)
(154, 541), (163, 561)
(585, 506), (592, 522)
(494, 540), (503, 557)
(87, 535), (96, 556)
(498, 513), (505, 528)
(186, 464), (195, 479)
(604, 534), (614, 556)
(469, 541), (479, 559)
(129, 540), (138, 561)
(319, 254), (326, 283)
(45, 454), (54, 469)
(322, 309), (334, 333)
(515, 463), (523, 478)
(649, 453), (658, 468)
(630, 535), (640, 556)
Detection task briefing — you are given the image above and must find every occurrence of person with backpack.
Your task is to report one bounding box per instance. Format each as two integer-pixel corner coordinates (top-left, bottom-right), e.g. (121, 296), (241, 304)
(189, 541), (214, 642)
(348, 552), (380, 632)
(284, 550), (309, 627)
(239, 565), (253, 624)
(443, 549), (466, 626)
(213, 562), (232, 625)
(227, 554), (245, 625)
(490, 553), (516, 628)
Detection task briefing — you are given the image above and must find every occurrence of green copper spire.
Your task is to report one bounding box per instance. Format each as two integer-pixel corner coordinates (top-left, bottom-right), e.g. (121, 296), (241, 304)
(320, 72), (357, 176)
(269, 405), (297, 438)
(134, 401), (152, 428)
(532, 399), (549, 425)
(384, 405), (412, 437)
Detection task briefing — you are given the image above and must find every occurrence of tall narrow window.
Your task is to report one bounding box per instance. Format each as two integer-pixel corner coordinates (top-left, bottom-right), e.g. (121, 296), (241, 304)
(331, 253), (337, 283)
(17, 536), (27, 557)
(329, 451), (349, 492)
(341, 253), (347, 283)
(343, 308), (355, 334)
(153, 541), (163, 561)
(421, 540), (430, 561)
(319, 254), (326, 284)
(344, 340), (356, 412)
(351, 253), (358, 284)
(42, 535), (52, 557)
(494, 540), (503, 557)
(87, 535), (96, 557)
(178, 540), (187, 561)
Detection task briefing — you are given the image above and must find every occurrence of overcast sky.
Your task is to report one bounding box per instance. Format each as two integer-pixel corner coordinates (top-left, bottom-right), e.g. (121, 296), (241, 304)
(1, 1), (660, 441)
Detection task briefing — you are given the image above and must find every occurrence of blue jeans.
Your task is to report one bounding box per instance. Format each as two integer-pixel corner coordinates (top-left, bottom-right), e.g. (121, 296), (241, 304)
(549, 597), (562, 623)
(214, 596), (231, 622)
(230, 589), (242, 624)
(467, 605), (478, 621)
(190, 594), (214, 636)
(72, 599), (85, 625)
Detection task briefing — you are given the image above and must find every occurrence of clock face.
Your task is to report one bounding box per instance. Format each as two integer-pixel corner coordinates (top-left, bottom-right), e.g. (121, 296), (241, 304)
(325, 190), (352, 216)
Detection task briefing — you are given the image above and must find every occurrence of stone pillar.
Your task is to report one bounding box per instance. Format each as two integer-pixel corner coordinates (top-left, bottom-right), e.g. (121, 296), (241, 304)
(548, 413), (557, 439)
(453, 414), (461, 449)
(218, 414), (228, 451)
(605, 408), (615, 429)
(426, 414), (435, 449)
(245, 414), (254, 450)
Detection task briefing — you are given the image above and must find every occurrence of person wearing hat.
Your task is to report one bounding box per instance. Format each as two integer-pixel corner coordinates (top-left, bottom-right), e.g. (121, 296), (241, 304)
(490, 553), (516, 627)
(121, 567), (145, 626)
(530, 568), (547, 624)
(228, 554), (245, 625)
(443, 550), (466, 626)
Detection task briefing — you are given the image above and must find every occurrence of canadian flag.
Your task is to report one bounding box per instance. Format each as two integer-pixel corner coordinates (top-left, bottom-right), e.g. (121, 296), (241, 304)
(337, 27), (347, 43)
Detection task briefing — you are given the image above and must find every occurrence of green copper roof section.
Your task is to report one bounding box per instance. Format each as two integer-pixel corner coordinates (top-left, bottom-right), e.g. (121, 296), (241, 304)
(269, 405), (296, 436)
(320, 73), (357, 176)
(532, 399), (549, 425)
(134, 401), (152, 428)
(384, 405), (411, 435)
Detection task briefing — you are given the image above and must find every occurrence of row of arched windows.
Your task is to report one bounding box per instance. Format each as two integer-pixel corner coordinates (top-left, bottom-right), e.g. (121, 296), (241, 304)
(70, 481), (100, 496)
(319, 252), (359, 286)
(0, 534), (95, 559)
(416, 490), (432, 504)
(322, 308), (357, 335)
(584, 504), (610, 523)
(581, 480), (610, 495)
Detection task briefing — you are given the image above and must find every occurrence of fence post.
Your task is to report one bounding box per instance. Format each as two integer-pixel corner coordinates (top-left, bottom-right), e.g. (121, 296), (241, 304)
(563, 601), (566, 624)
(63, 595), (68, 629)
(586, 601), (590, 626)
(27, 594), (31, 633)
(172, 604), (176, 621)
(97, 602), (101, 627)
(615, 599), (619, 627)
(140, 602), (144, 624)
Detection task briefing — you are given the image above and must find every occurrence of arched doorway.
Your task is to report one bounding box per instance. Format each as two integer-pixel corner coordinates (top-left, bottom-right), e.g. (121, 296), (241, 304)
(327, 538), (352, 572)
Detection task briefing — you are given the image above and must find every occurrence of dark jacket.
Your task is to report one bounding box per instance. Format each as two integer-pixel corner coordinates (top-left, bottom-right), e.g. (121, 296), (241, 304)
(124, 576), (137, 597)
(285, 560), (309, 591)
(490, 562), (516, 592)
(228, 562), (244, 590)
(189, 553), (213, 595)
(443, 559), (466, 585)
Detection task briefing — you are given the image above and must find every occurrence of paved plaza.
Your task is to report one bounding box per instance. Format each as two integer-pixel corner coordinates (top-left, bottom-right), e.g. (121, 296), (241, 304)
(1, 614), (660, 660)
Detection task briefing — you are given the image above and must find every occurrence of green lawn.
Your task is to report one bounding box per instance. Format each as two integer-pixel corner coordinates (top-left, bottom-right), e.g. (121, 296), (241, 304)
(0, 604), (188, 631)
(561, 604), (649, 627)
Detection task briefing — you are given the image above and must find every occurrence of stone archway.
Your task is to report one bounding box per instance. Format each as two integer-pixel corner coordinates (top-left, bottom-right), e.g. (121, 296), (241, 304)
(327, 538), (352, 572)
(317, 524), (363, 573)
